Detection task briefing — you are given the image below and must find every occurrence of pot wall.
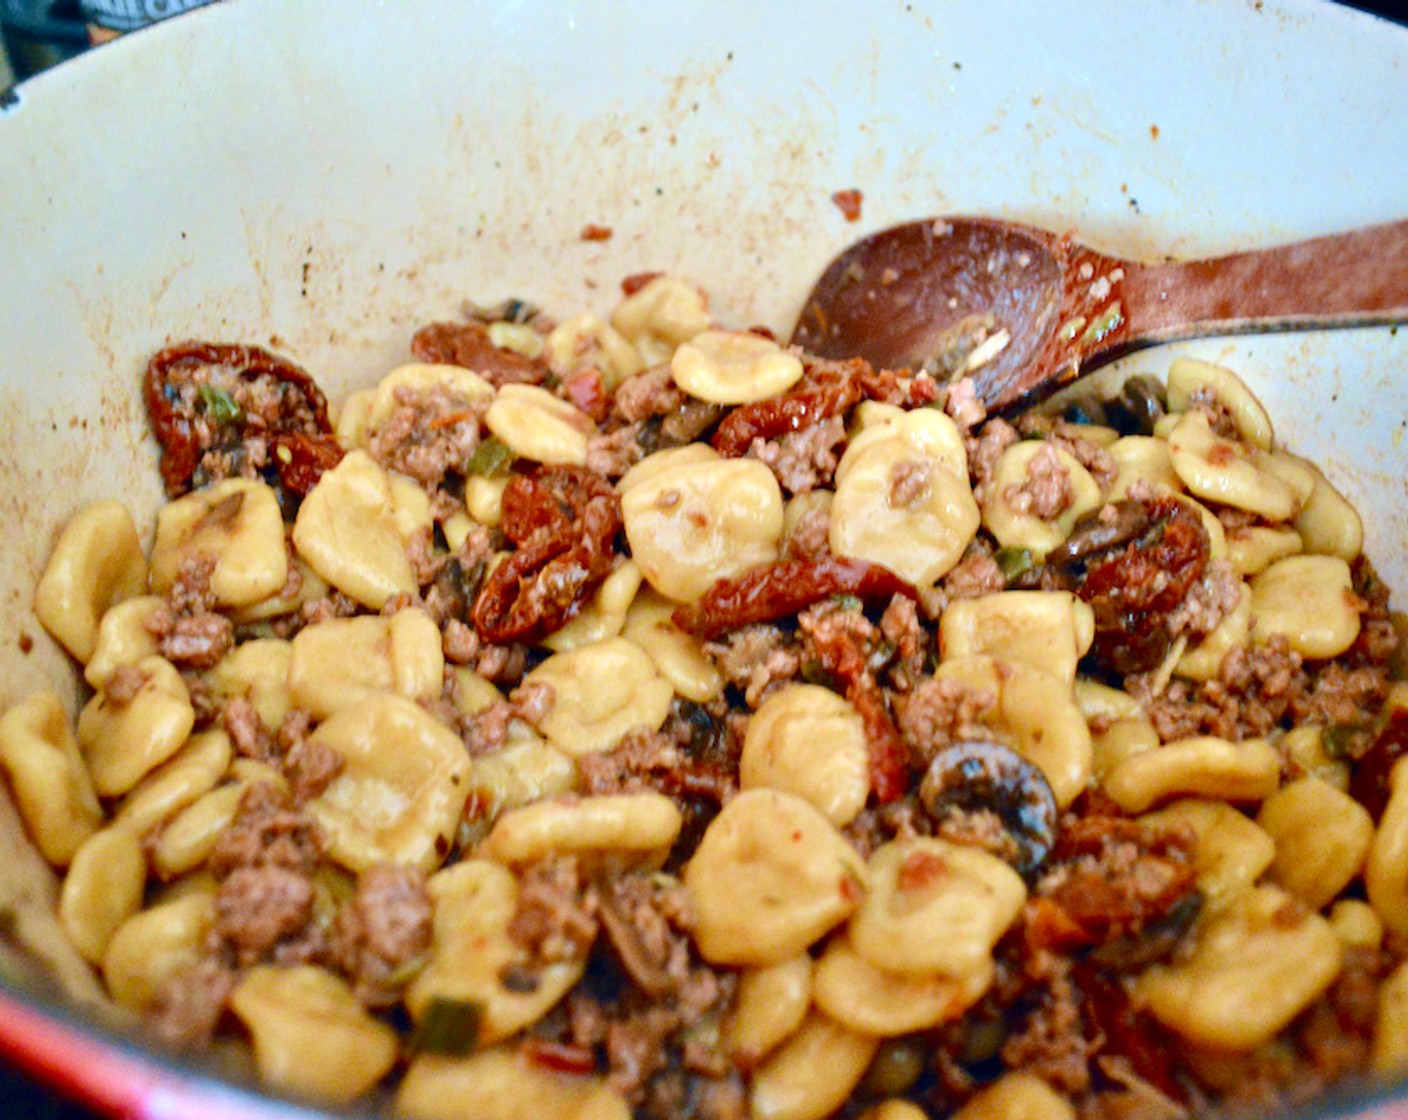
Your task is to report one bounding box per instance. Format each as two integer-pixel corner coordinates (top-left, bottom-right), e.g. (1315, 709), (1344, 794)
(0, 0), (1404, 1106)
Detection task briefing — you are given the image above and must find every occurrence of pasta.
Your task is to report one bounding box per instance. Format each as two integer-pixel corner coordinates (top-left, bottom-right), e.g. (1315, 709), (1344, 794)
(5, 276), (1408, 1120)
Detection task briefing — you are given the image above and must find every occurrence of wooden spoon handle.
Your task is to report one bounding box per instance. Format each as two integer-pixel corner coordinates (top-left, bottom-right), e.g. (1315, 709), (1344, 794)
(1116, 218), (1408, 344)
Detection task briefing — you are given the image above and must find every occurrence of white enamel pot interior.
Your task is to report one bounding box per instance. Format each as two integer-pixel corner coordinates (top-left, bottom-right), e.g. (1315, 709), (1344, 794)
(0, 0), (1406, 1116)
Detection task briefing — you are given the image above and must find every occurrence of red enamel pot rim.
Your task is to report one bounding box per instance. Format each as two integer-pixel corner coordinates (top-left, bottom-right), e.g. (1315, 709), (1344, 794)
(0, 985), (339, 1119)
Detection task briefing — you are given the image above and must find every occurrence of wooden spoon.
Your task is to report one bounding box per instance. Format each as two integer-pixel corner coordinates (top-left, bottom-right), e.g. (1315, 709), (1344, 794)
(790, 216), (1408, 413)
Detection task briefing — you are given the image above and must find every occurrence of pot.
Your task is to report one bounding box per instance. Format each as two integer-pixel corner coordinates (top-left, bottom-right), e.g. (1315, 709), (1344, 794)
(0, 1), (1405, 1116)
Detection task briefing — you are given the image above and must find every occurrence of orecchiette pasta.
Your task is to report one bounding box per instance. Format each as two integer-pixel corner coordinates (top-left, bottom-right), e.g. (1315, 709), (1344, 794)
(1165, 356), (1275, 450)
(748, 1011), (879, 1120)
(1133, 884), (1342, 1051)
(939, 591), (1094, 684)
(812, 931), (993, 1036)
(684, 789), (867, 966)
(76, 655), (196, 797)
(1167, 410), (1297, 521)
(230, 964), (401, 1104)
(740, 684), (870, 826)
(980, 441), (1102, 556)
(1104, 735), (1281, 814)
(33, 498), (147, 663)
(848, 837), (1026, 978)
(830, 426), (979, 589)
(1249, 553), (1361, 658)
(102, 890), (215, 1011)
(82, 595), (163, 689)
(540, 560), (642, 653)
(621, 589), (725, 703)
(545, 314), (644, 389)
(288, 609), (444, 719)
(336, 362), (495, 450)
(952, 1071), (1077, 1120)
(522, 637), (674, 756)
(292, 449), (432, 609)
(670, 329), (805, 404)
(398, 1047), (629, 1120)
(305, 694), (472, 872)
(933, 656), (1092, 808)
(58, 826), (146, 964)
(406, 860), (586, 1046)
(150, 479), (289, 608)
(1141, 797), (1275, 902)
(0, 691), (103, 866)
(1258, 776), (1374, 911)
(1367, 757), (1408, 937)
(481, 792), (682, 868)
(467, 731), (576, 817)
(204, 639), (293, 731)
(484, 383), (596, 466)
(608, 273), (712, 366)
(622, 452), (785, 603)
(724, 954), (813, 1067)
(112, 728), (231, 839)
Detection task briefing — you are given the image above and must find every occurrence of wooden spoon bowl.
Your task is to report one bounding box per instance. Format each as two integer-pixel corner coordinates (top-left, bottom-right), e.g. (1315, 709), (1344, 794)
(791, 216), (1408, 413)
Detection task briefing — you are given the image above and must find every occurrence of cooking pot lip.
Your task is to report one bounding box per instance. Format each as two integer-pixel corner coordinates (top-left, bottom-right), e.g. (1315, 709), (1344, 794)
(5, 973), (1408, 1120)
(0, 980), (341, 1119)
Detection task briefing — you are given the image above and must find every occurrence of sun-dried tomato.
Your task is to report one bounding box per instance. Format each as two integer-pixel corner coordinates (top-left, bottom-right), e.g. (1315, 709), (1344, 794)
(672, 556), (915, 642)
(670, 556), (914, 802)
(471, 466), (621, 644)
(796, 597), (911, 804)
(1075, 496), (1209, 675)
(831, 188), (864, 223)
(562, 368), (611, 424)
(711, 377), (863, 456)
(849, 685), (910, 803)
(711, 356), (938, 456)
(523, 1038), (598, 1075)
(410, 321), (546, 387)
(1350, 708), (1408, 821)
(269, 431), (344, 499)
(144, 341), (334, 498)
(1026, 815), (1199, 955)
(1074, 963), (1188, 1103)
(620, 271), (662, 297)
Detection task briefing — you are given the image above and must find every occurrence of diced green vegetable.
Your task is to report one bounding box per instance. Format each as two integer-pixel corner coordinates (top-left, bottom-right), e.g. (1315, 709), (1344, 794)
(410, 996), (483, 1057)
(831, 593), (864, 612)
(994, 546), (1036, 582)
(465, 437), (513, 478)
(800, 659), (840, 691)
(197, 384), (243, 424)
(1322, 724), (1362, 759)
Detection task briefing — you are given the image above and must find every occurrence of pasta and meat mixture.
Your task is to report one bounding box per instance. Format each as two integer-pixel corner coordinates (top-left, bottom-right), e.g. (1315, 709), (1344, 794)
(6, 272), (1408, 1120)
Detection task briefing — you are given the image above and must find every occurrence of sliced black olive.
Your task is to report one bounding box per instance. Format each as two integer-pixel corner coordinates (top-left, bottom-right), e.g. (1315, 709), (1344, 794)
(919, 740), (1059, 876)
(1061, 395), (1108, 427)
(1104, 374), (1167, 436)
(431, 556), (486, 618)
(1088, 889), (1204, 970)
(1044, 499), (1152, 571)
(859, 1036), (928, 1097)
(410, 995), (483, 1056)
(636, 415), (665, 455)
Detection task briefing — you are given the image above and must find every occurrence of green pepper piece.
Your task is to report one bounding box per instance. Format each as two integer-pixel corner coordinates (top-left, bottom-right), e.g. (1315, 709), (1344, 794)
(410, 995), (484, 1057)
(994, 546), (1036, 583)
(465, 437), (513, 478)
(197, 384), (243, 425)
